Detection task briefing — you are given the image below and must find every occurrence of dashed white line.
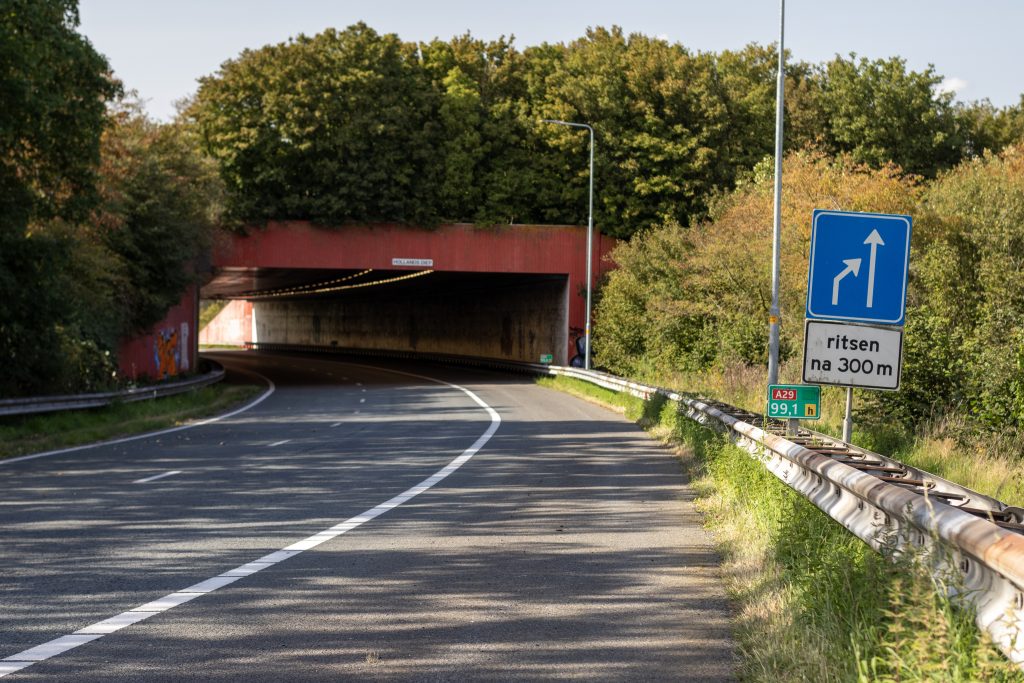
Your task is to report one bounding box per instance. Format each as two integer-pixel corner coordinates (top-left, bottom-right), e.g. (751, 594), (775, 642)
(133, 470), (181, 484)
(267, 439), (291, 447)
(330, 422), (343, 427)
(359, 398), (366, 404)
(0, 365), (501, 677)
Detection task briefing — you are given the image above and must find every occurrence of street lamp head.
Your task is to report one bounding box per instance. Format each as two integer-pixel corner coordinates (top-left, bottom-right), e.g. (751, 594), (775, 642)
(540, 119), (593, 133)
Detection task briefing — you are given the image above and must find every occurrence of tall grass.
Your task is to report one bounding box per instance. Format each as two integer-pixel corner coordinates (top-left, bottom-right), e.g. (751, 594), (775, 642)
(539, 375), (1024, 682)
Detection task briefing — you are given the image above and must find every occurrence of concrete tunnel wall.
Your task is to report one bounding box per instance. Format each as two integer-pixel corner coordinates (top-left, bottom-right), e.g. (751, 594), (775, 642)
(251, 277), (570, 364)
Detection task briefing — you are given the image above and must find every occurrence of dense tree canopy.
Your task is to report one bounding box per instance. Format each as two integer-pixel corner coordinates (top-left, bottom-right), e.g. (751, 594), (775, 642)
(0, 0), (119, 396)
(3, 12), (1022, 399)
(594, 145), (1024, 431)
(190, 24), (1023, 239)
(0, 1), (222, 397)
(0, 0), (118, 227)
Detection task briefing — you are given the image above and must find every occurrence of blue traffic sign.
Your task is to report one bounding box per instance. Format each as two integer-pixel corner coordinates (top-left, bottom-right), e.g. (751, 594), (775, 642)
(806, 210), (912, 326)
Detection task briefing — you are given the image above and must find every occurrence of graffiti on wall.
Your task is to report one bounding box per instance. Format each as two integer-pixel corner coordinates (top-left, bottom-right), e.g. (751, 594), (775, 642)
(153, 322), (190, 379)
(154, 329), (180, 379)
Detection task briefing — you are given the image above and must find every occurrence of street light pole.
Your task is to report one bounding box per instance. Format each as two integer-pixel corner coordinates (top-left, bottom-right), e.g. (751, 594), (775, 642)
(542, 119), (595, 369)
(767, 0), (786, 387)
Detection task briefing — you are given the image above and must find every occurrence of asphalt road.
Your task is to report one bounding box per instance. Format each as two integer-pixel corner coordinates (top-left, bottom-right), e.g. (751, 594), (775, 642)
(0, 351), (735, 681)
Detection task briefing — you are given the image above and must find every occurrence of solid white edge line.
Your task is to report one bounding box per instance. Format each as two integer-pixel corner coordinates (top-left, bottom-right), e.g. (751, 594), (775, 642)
(0, 361), (500, 677)
(133, 470), (182, 484)
(0, 375), (276, 466)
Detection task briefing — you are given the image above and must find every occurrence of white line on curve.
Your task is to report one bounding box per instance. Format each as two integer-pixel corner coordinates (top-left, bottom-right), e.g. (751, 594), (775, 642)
(0, 363), (500, 677)
(267, 439), (291, 447)
(133, 471), (181, 484)
(0, 375), (277, 467)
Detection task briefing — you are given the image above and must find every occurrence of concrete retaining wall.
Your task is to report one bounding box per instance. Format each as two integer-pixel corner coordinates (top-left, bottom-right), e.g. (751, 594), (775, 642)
(199, 300), (252, 346)
(252, 277), (569, 364)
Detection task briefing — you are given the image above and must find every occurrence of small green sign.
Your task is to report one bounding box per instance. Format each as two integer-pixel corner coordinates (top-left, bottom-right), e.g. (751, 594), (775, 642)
(540, 353), (554, 364)
(766, 384), (821, 420)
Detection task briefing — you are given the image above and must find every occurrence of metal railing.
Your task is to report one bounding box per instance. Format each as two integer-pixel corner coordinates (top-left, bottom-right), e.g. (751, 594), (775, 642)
(0, 366), (226, 417)
(244, 341), (1024, 666)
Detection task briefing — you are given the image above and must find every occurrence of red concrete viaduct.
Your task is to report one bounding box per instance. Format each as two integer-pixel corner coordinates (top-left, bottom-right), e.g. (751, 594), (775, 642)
(195, 221), (617, 366)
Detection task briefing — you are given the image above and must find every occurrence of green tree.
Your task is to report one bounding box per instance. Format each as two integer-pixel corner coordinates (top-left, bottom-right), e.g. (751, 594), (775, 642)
(957, 96), (1024, 157)
(94, 102), (223, 333)
(537, 27), (737, 237)
(0, 0), (120, 396)
(191, 23), (440, 226)
(907, 145), (1024, 426)
(819, 55), (962, 177)
(0, 0), (119, 227)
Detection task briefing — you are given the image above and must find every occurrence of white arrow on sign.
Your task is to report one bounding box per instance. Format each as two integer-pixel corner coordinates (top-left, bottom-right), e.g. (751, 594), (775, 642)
(863, 229), (885, 308)
(831, 258), (862, 305)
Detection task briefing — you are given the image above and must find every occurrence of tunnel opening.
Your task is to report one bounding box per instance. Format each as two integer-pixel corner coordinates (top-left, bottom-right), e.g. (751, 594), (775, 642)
(200, 268), (571, 364)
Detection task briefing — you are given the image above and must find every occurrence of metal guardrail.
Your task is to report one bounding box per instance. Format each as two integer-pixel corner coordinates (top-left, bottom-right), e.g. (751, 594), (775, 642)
(0, 366), (226, 417)
(245, 341), (1024, 666)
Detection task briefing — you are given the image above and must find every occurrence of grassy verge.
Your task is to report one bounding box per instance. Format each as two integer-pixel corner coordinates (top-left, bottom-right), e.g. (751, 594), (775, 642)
(538, 374), (1024, 682)
(0, 382), (263, 459)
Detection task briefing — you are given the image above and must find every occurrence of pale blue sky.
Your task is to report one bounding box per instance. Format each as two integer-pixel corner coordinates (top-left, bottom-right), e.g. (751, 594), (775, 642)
(79, 0), (1024, 121)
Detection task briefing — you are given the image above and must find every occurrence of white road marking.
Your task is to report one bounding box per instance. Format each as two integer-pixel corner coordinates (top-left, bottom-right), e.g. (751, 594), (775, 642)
(359, 398), (366, 404)
(0, 375), (276, 466)
(133, 470), (181, 484)
(267, 439), (291, 447)
(330, 422), (343, 428)
(0, 364), (500, 677)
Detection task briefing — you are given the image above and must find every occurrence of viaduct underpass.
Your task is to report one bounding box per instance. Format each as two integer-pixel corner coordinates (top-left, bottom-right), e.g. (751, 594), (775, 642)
(201, 221), (617, 364)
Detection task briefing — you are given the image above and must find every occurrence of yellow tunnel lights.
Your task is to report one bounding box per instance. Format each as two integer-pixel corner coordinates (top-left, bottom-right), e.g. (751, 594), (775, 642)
(244, 269), (434, 299)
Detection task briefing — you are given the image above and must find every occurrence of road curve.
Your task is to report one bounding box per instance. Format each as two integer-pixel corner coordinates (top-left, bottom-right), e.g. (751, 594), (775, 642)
(0, 351), (734, 681)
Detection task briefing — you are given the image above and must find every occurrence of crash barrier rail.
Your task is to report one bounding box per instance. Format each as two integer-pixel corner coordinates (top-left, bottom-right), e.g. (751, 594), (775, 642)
(0, 365), (225, 417)
(245, 341), (1024, 666)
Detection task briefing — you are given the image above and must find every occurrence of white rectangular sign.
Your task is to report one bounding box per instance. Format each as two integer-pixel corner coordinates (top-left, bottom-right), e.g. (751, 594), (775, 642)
(802, 320), (903, 390)
(392, 258), (433, 267)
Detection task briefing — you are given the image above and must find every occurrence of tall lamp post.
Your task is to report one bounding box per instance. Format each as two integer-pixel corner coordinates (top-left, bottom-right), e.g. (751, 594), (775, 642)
(542, 119), (595, 369)
(767, 0), (786, 388)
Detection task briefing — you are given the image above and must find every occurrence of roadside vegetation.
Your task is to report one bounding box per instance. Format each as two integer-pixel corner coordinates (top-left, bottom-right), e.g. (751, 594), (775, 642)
(539, 375), (1024, 682)
(5, 4), (1022, 398)
(188, 24), (1022, 238)
(0, 382), (262, 460)
(6, 4), (1024, 677)
(1, 1), (223, 398)
(594, 146), (1024, 501)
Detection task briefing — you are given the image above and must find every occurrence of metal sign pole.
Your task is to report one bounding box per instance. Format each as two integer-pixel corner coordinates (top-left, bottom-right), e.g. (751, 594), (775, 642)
(843, 387), (854, 442)
(767, 0), (785, 388)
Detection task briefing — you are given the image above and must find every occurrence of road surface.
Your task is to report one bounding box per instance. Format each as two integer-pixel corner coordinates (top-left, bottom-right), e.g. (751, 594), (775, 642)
(0, 351), (734, 681)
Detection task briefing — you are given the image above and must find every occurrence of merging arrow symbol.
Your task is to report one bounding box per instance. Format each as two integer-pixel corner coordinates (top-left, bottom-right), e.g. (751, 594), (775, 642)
(863, 228), (885, 308)
(832, 258), (862, 305)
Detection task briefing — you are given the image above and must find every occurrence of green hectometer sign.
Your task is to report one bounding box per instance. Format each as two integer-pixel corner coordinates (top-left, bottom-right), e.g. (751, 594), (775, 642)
(766, 384), (821, 420)
(539, 353), (554, 364)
